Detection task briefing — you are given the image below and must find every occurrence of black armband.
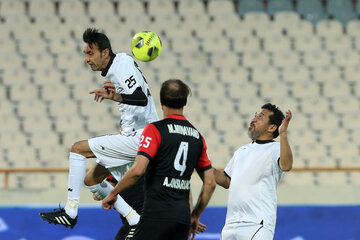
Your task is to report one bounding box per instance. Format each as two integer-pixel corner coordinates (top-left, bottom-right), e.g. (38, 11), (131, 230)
(121, 87), (148, 106)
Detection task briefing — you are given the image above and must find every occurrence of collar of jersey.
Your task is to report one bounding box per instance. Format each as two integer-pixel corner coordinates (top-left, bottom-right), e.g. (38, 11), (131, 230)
(253, 139), (275, 144)
(165, 114), (186, 120)
(101, 52), (116, 76)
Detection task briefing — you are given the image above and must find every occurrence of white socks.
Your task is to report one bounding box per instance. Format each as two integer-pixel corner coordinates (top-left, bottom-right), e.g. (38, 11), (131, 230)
(65, 152), (87, 219)
(87, 181), (140, 226)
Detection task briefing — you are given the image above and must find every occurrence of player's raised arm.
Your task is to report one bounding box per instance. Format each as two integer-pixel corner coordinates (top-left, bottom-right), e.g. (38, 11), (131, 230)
(278, 110), (293, 171)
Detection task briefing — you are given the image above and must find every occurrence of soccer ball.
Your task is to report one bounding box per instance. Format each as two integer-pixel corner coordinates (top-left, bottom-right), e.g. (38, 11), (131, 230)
(131, 31), (162, 62)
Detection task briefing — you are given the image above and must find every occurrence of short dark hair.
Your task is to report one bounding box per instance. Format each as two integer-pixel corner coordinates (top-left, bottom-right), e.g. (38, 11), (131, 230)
(160, 79), (191, 109)
(83, 28), (113, 54)
(262, 103), (284, 138)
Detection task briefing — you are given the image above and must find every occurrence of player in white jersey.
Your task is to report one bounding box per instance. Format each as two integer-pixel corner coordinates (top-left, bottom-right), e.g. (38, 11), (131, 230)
(40, 28), (158, 230)
(214, 103), (293, 240)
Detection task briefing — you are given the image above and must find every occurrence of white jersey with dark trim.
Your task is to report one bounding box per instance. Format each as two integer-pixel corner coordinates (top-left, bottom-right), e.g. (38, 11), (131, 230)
(104, 53), (158, 134)
(224, 141), (283, 234)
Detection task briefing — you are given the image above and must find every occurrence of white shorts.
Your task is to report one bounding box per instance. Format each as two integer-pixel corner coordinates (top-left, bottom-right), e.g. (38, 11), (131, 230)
(88, 129), (142, 169)
(221, 222), (273, 240)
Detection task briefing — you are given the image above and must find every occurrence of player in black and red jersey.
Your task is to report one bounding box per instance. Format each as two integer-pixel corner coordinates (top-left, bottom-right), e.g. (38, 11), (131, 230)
(102, 79), (216, 240)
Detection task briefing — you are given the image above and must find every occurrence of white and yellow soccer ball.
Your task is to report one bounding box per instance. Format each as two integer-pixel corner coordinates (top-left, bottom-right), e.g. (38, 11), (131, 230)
(131, 31), (162, 62)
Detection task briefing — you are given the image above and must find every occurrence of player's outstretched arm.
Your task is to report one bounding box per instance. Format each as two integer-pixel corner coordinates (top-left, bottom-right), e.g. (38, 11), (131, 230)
(213, 167), (230, 189)
(278, 110), (293, 171)
(102, 155), (149, 210)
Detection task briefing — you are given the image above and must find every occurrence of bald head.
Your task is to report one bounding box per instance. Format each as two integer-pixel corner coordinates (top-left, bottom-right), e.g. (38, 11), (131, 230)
(160, 79), (191, 109)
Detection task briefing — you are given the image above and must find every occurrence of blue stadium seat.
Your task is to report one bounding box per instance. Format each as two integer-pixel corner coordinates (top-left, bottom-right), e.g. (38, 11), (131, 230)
(267, 0), (293, 16)
(297, 0), (328, 25)
(332, 10), (358, 26)
(238, 0), (264, 16)
(326, 0), (354, 15)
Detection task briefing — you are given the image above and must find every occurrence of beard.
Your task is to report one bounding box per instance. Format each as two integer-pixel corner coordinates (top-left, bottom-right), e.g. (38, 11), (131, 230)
(248, 127), (260, 139)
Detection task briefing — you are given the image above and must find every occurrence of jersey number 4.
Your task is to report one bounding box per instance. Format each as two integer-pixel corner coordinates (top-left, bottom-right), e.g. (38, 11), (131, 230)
(174, 142), (188, 176)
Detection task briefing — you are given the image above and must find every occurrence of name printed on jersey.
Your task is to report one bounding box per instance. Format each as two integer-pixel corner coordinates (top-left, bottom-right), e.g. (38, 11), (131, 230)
(167, 124), (199, 139)
(163, 177), (190, 190)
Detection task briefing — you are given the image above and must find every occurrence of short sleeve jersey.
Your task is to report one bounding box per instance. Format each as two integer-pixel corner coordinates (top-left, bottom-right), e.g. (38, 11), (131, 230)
(103, 53), (158, 134)
(137, 115), (212, 224)
(224, 140), (283, 234)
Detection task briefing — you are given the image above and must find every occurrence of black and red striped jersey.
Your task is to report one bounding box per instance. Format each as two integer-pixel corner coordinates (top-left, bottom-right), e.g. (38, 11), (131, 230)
(137, 114), (212, 224)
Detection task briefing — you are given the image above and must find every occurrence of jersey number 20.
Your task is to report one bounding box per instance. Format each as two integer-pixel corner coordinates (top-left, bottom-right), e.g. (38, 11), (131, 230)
(174, 142), (188, 176)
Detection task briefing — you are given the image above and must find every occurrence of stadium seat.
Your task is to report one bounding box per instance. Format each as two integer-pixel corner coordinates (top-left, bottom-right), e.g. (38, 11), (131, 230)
(317, 172), (348, 186)
(22, 116), (53, 134)
(218, 66), (248, 84)
(342, 113), (360, 131)
(290, 82), (320, 98)
(316, 19), (344, 37)
(0, 37), (16, 55)
(26, 53), (54, 70)
(238, 0), (264, 16)
(18, 37), (47, 55)
(86, 115), (117, 135)
(56, 53), (85, 70)
(346, 19), (360, 37)
(273, 11), (301, 28)
(331, 10), (358, 26)
(210, 52), (240, 67)
(281, 172), (315, 186)
(300, 97), (330, 114)
(87, 1), (116, 18)
(170, 36), (200, 53)
(332, 97), (359, 115)
(267, 0), (293, 16)
(201, 36), (231, 53)
(27, 0), (56, 17)
(48, 100), (78, 118)
(344, 65), (360, 83)
(254, 22), (284, 38)
(33, 69), (63, 86)
(322, 82), (351, 98)
(9, 84), (39, 102)
(281, 65), (311, 83)
(333, 50), (360, 67)
(30, 131), (60, 149)
(58, 0), (86, 17)
(0, 116), (21, 134)
(7, 147), (38, 168)
(17, 100), (47, 118)
(38, 146), (68, 166)
(326, 0), (353, 16)
(50, 38), (79, 55)
(242, 51), (270, 68)
(263, 36), (291, 52)
(0, 135), (28, 160)
(0, 0), (25, 17)
(0, 101), (14, 117)
(312, 65), (342, 83)
(320, 130), (351, 147)
(259, 82), (289, 99)
(117, 0), (145, 16)
(310, 112), (340, 130)
(179, 52), (209, 68)
(55, 115), (85, 134)
(227, 82), (257, 99)
(293, 35), (322, 52)
(272, 52), (300, 67)
(2, 68), (31, 87)
(207, 0), (235, 16)
(242, 12), (270, 29)
(205, 98), (236, 116)
(41, 84), (71, 102)
(286, 20), (314, 37)
(252, 66), (280, 84)
(297, 0), (327, 24)
(233, 36), (261, 53)
(302, 51), (332, 67)
(79, 100), (111, 118)
(157, 67), (188, 84)
(323, 35), (352, 51)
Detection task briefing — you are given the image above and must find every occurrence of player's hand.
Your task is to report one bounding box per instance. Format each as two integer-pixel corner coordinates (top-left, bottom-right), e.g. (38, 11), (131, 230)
(197, 222), (207, 233)
(92, 193), (101, 201)
(89, 88), (115, 102)
(102, 192), (117, 210)
(188, 216), (200, 240)
(103, 80), (116, 92)
(279, 110), (292, 135)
